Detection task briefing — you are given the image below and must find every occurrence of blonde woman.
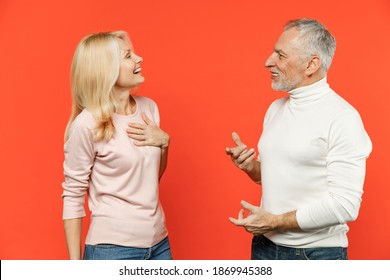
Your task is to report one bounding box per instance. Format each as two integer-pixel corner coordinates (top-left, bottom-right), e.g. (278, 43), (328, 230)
(62, 31), (171, 260)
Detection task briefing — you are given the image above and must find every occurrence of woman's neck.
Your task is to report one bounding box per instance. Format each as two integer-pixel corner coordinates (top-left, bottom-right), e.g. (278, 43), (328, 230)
(116, 90), (136, 115)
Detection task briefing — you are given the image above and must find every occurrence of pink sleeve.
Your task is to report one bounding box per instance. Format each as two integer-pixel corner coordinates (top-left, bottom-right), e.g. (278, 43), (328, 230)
(62, 116), (95, 220)
(152, 102), (160, 126)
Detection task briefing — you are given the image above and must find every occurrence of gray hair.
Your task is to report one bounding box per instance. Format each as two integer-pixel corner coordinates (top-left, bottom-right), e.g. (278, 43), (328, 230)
(284, 18), (336, 72)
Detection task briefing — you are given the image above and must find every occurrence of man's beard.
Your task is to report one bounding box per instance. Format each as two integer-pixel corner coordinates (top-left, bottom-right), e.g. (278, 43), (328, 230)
(271, 75), (303, 92)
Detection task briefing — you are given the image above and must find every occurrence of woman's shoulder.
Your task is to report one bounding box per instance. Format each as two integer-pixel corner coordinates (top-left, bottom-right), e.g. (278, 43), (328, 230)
(133, 95), (159, 113)
(134, 95), (157, 107)
(71, 109), (96, 131)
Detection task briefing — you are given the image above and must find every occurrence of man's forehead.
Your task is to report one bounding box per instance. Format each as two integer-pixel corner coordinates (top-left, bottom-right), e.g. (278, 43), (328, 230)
(279, 28), (300, 44)
(275, 29), (301, 52)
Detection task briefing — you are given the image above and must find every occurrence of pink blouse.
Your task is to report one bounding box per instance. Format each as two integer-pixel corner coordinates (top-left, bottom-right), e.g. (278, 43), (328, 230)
(62, 96), (167, 248)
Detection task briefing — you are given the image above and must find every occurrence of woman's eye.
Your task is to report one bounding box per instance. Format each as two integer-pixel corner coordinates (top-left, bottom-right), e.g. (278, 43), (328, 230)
(126, 53), (132, 59)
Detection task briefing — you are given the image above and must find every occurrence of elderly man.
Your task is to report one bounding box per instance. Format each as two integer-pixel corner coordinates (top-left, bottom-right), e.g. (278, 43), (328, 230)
(226, 18), (372, 260)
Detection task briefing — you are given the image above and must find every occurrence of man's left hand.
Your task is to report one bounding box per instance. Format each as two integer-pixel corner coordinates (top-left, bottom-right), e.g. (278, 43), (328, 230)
(229, 200), (277, 235)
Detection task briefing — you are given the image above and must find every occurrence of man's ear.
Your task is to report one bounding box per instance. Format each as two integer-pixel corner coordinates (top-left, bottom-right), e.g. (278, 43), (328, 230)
(306, 56), (321, 76)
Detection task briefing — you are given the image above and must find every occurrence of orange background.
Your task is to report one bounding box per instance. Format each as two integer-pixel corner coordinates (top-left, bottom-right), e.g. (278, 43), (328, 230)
(0, 0), (389, 260)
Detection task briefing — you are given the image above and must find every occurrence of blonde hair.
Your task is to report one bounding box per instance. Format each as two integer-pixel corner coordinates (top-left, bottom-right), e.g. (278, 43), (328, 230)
(64, 31), (130, 142)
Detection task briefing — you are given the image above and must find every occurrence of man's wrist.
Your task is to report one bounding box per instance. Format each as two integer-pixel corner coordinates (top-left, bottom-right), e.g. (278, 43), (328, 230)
(274, 211), (299, 232)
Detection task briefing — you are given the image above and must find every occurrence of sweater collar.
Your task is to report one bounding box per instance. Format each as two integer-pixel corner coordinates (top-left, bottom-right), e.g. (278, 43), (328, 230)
(288, 76), (330, 106)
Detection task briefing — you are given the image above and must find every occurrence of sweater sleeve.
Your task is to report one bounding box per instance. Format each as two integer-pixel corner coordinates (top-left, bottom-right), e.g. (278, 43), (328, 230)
(62, 116), (95, 220)
(296, 112), (372, 230)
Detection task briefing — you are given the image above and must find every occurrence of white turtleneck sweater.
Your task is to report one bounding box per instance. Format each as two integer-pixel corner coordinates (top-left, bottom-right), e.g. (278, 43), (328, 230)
(258, 77), (372, 248)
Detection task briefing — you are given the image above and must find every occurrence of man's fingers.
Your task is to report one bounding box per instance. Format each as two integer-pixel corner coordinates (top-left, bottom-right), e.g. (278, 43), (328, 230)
(232, 132), (244, 146)
(238, 154), (256, 169)
(236, 148), (255, 164)
(225, 147), (232, 155)
(225, 146), (243, 156)
(238, 209), (245, 219)
(229, 217), (244, 226)
(241, 200), (257, 213)
(229, 208), (247, 226)
(226, 132), (250, 158)
(229, 145), (248, 159)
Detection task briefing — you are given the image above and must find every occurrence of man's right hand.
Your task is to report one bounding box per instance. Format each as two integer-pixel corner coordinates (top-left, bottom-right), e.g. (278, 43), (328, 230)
(225, 132), (256, 174)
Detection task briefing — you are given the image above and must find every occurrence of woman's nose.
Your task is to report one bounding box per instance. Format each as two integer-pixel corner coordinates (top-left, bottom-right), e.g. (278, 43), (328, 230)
(133, 54), (143, 64)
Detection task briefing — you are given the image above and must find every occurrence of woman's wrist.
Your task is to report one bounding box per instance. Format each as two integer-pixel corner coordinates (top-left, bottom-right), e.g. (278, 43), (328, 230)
(161, 133), (170, 149)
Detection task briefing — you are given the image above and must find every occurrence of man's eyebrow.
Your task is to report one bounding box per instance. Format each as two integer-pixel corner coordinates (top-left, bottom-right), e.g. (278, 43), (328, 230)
(275, 48), (287, 56)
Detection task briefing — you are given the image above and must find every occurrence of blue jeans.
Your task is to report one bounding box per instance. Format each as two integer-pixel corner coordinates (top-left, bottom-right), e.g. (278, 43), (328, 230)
(84, 236), (172, 260)
(251, 235), (348, 260)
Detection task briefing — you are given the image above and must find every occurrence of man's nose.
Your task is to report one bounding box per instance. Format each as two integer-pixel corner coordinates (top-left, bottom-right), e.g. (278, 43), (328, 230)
(264, 53), (275, 68)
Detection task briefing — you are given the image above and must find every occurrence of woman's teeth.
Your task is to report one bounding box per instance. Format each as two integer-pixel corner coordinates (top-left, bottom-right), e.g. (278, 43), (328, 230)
(133, 68), (141, 74)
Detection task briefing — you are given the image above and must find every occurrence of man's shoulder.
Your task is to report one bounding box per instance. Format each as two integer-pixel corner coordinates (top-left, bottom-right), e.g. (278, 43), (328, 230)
(263, 97), (288, 122)
(269, 96), (288, 108)
(327, 91), (360, 118)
